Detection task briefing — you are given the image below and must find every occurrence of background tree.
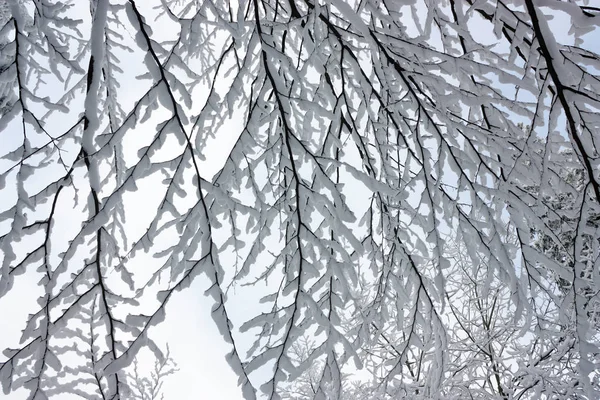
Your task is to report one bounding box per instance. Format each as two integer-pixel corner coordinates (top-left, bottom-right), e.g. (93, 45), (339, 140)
(121, 347), (178, 400)
(1, 0), (599, 399)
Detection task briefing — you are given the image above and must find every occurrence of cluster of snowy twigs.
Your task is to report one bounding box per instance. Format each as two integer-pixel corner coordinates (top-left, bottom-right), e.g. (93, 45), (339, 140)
(0, 0), (600, 399)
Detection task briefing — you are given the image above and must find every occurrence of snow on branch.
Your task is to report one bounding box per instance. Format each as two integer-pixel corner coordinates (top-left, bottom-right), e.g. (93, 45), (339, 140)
(0, 0), (599, 399)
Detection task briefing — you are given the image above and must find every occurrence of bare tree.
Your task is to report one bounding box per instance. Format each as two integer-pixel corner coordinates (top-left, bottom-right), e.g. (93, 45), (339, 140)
(1, 0), (599, 399)
(121, 347), (178, 400)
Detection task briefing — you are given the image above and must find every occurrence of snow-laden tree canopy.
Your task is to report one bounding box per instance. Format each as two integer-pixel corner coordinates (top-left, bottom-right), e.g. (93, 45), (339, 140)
(1, 0), (599, 398)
